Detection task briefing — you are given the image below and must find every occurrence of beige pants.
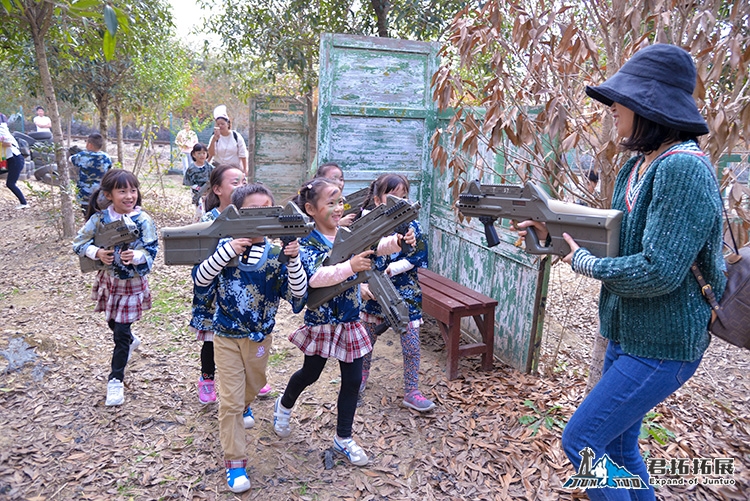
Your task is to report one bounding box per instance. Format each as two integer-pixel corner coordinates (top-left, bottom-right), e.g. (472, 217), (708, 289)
(214, 335), (271, 462)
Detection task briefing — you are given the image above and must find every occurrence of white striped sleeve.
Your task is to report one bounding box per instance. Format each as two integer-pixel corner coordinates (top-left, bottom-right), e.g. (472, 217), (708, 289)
(571, 248), (597, 278)
(195, 241), (237, 286)
(286, 255), (307, 298)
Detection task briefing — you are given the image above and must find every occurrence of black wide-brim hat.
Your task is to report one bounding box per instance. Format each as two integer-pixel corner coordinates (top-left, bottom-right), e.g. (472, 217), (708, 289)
(586, 44), (709, 135)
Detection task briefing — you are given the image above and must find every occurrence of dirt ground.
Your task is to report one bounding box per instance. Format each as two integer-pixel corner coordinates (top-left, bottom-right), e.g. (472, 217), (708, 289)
(0, 152), (748, 500)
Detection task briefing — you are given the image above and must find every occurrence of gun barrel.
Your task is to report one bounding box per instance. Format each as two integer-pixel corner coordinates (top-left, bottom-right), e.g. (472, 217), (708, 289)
(162, 202), (314, 265)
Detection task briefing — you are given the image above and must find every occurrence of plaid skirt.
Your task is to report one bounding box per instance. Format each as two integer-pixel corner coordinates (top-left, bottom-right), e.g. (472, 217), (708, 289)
(360, 312), (423, 330)
(92, 271), (152, 323)
(189, 326), (215, 342)
(288, 321), (372, 363)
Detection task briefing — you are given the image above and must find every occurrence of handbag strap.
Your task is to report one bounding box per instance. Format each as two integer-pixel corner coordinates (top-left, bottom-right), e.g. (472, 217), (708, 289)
(690, 263), (721, 311)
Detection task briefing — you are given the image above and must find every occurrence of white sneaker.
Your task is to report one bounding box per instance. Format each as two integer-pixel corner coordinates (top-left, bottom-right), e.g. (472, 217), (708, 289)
(333, 435), (369, 466)
(273, 396), (292, 437)
(127, 333), (141, 362)
(15, 204), (29, 210)
(105, 379), (124, 406)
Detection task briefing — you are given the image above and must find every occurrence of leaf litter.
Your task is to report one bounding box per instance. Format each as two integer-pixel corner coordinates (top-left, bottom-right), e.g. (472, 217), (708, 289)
(0, 171), (747, 500)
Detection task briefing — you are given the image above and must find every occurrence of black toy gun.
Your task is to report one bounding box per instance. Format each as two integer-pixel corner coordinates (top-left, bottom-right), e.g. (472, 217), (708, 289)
(342, 186), (370, 216)
(456, 180), (623, 258)
(79, 215), (140, 273)
(161, 201), (314, 266)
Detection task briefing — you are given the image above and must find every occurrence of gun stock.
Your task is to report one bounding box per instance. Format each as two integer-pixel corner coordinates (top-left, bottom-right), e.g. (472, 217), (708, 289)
(161, 201), (314, 265)
(79, 215), (140, 273)
(342, 186), (370, 216)
(457, 180), (622, 258)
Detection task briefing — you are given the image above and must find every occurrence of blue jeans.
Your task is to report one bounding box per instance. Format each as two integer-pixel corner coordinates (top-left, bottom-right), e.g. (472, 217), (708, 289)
(561, 340), (702, 500)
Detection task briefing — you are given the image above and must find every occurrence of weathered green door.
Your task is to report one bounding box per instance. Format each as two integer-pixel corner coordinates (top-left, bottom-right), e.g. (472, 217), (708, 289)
(248, 96), (310, 201)
(317, 33), (548, 373)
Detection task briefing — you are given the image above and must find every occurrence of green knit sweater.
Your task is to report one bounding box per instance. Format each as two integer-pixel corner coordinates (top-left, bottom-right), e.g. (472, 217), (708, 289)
(571, 141), (726, 362)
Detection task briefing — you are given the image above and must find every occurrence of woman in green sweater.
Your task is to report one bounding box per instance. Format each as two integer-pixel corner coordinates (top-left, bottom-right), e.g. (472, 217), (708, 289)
(519, 44), (726, 499)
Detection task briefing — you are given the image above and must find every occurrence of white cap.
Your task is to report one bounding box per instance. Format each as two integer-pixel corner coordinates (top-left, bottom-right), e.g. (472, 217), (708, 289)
(213, 105), (229, 121)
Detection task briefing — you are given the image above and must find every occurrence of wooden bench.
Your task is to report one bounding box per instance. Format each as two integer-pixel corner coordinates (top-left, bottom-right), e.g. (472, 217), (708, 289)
(418, 268), (498, 380)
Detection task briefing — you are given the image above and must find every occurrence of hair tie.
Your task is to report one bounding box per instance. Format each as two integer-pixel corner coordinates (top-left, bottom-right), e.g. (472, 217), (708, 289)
(307, 184), (313, 190)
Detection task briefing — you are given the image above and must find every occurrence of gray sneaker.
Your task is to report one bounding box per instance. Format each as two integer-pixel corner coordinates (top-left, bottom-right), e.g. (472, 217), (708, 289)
(402, 390), (435, 412)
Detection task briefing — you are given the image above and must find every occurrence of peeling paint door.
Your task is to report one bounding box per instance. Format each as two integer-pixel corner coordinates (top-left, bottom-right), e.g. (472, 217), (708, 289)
(248, 96), (310, 201)
(317, 34), (548, 373)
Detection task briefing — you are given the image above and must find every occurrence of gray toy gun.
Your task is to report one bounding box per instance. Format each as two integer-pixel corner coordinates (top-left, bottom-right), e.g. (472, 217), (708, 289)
(342, 186), (370, 216)
(79, 215), (140, 273)
(457, 180), (622, 258)
(161, 201), (314, 266)
(307, 269), (410, 335)
(306, 195), (421, 333)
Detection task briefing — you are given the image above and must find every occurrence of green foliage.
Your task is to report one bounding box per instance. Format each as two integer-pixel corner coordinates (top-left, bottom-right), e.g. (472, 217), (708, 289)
(518, 399), (566, 436)
(199, 0), (467, 98)
(639, 411), (675, 446)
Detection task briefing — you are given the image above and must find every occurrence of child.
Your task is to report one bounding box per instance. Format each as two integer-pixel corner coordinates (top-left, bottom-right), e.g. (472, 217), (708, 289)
(193, 183), (307, 493)
(358, 174), (435, 412)
(273, 178), (415, 467)
(72, 169), (158, 406)
(314, 162), (356, 226)
(0, 122), (29, 209)
(188, 165), (246, 404)
(71, 133), (113, 214)
(182, 143), (214, 221)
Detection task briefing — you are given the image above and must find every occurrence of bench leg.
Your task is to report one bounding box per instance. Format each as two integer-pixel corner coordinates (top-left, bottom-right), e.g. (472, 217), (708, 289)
(474, 312), (495, 372)
(446, 314), (460, 380)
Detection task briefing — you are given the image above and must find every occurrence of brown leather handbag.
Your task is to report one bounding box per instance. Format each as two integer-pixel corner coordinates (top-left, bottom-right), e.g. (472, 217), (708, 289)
(692, 227), (750, 350)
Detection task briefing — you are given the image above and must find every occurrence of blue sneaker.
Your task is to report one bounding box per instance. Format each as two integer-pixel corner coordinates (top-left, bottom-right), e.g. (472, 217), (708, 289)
(226, 467), (250, 493)
(242, 406), (255, 429)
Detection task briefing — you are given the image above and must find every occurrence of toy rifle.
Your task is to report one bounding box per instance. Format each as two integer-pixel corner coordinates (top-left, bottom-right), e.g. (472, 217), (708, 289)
(79, 215), (140, 273)
(306, 195), (421, 334)
(161, 201), (314, 266)
(457, 180), (623, 258)
(342, 186), (370, 216)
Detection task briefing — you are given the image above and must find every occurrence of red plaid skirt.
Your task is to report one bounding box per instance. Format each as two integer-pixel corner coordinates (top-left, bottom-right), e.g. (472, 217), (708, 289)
(189, 327), (215, 342)
(92, 271), (152, 323)
(288, 321), (372, 363)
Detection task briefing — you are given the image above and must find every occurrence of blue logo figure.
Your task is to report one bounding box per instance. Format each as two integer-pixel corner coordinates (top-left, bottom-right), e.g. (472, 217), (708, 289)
(563, 448), (647, 490)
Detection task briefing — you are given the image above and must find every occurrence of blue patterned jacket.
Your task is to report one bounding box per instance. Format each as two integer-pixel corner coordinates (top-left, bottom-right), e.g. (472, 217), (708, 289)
(71, 151), (112, 206)
(300, 229), (361, 326)
(193, 238), (306, 341)
(362, 220), (428, 321)
(72, 207), (158, 279)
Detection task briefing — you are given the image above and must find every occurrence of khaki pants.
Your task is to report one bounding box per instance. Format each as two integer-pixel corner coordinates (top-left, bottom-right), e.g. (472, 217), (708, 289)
(214, 335), (271, 463)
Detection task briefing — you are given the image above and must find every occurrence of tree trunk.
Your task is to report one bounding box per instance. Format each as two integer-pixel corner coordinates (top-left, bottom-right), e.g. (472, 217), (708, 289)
(95, 93), (110, 152)
(114, 106), (124, 167)
(25, 3), (76, 238)
(371, 0), (390, 37)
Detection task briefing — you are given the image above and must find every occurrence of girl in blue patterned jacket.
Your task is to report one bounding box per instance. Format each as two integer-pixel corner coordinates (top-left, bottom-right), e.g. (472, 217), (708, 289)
(193, 183), (307, 494)
(72, 169), (158, 407)
(358, 174), (435, 412)
(273, 177), (415, 467)
(188, 165), (246, 404)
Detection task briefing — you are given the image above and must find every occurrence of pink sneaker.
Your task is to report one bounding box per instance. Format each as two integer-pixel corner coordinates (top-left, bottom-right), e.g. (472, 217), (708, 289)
(198, 376), (216, 404)
(402, 390), (435, 412)
(258, 383), (272, 398)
